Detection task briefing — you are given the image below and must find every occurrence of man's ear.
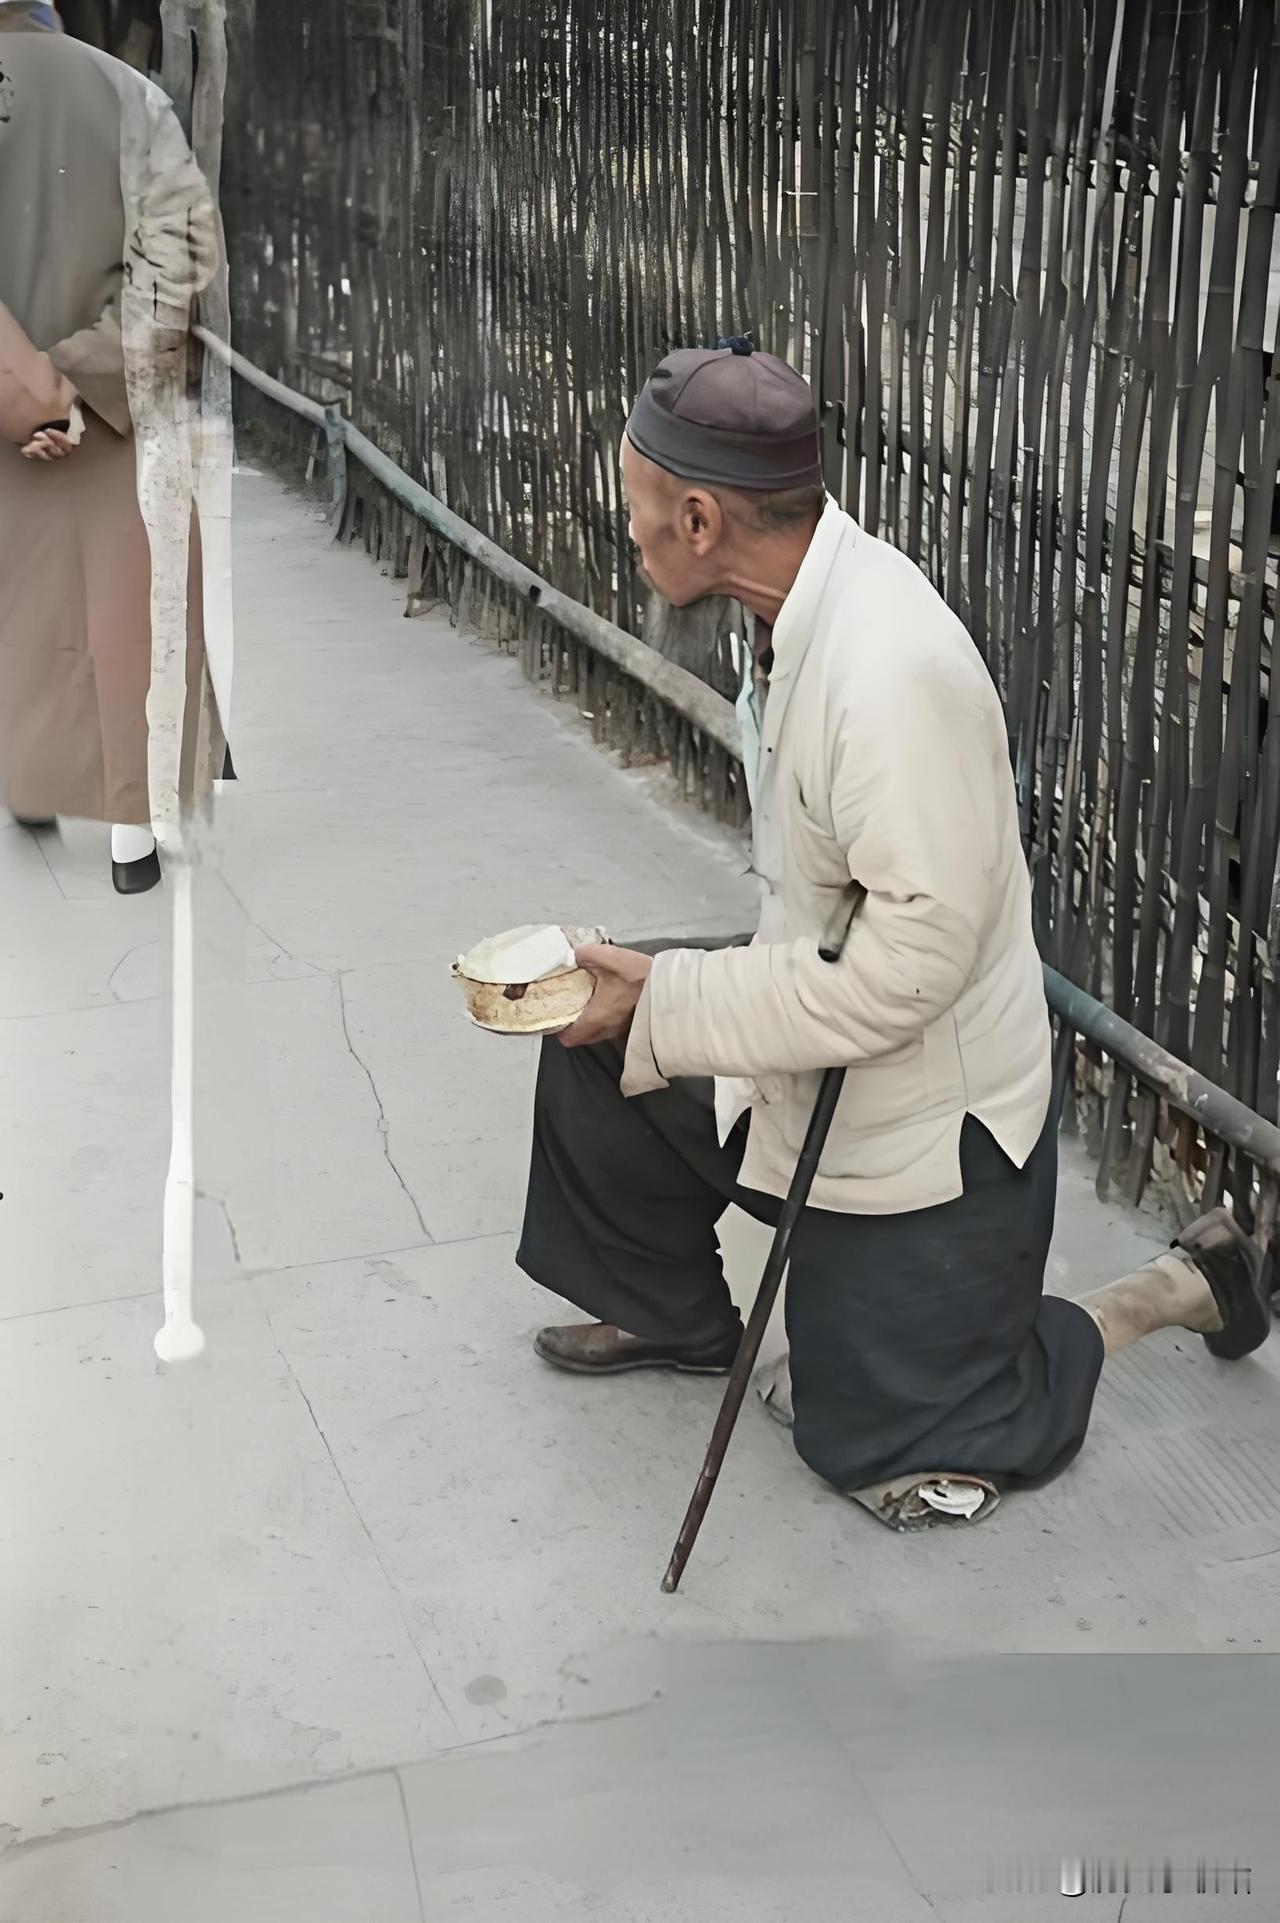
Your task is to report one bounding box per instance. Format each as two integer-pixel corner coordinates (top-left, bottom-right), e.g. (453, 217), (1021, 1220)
(677, 487), (724, 556)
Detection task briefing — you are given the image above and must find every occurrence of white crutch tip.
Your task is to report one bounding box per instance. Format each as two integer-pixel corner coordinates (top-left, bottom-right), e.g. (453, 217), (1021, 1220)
(154, 1320), (206, 1363)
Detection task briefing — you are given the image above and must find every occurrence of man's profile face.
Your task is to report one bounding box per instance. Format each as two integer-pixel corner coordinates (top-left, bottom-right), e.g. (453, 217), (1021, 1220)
(620, 435), (715, 610)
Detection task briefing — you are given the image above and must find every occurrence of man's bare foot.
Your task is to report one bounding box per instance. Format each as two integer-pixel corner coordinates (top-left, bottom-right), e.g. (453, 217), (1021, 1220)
(1079, 1249), (1225, 1357)
(1155, 1251), (1224, 1334)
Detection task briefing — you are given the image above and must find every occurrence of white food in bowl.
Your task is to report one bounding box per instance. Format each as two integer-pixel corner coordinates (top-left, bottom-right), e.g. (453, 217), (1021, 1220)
(452, 923), (606, 1035)
(456, 924), (578, 985)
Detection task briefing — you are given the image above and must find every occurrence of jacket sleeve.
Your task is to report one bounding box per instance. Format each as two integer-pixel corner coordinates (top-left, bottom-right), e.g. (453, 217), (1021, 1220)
(48, 88), (218, 435)
(46, 289), (130, 435)
(622, 663), (1003, 1094)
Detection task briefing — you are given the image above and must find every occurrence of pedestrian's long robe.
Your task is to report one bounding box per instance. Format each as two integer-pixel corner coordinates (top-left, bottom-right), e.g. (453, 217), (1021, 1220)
(0, 14), (221, 827)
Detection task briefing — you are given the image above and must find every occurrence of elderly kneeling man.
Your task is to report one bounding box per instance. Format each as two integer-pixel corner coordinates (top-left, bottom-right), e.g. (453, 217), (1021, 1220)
(514, 342), (1271, 1513)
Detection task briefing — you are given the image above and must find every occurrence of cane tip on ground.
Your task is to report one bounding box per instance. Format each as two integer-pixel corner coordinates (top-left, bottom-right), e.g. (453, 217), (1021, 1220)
(154, 1319), (206, 1363)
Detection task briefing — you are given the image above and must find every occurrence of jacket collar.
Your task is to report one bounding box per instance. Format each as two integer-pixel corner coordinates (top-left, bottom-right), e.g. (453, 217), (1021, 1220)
(751, 498), (856, 796)
(768, 495), (852, 685)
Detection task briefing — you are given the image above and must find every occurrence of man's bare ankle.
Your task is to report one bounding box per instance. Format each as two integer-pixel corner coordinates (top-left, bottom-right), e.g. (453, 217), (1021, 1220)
(1154, 1251), (1224, 1334)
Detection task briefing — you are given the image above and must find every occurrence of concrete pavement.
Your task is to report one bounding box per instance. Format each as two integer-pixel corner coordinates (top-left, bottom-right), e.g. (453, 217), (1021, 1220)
(2, 471), (1278, 1919)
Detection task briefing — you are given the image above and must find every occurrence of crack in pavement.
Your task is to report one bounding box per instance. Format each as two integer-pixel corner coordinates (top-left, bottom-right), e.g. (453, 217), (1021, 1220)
(217, 875), (323, 976)
(335, 973), (434, 1244)
(196, 1187), (243, 1264)
(106, 939), (159, 1003)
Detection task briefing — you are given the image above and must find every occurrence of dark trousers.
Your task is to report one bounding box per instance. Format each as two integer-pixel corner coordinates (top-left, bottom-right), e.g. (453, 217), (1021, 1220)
(517, 1024), (1104, 1495)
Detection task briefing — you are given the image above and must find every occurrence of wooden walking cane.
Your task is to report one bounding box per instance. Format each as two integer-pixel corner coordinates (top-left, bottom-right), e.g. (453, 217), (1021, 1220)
(661, 882), (868, 1592)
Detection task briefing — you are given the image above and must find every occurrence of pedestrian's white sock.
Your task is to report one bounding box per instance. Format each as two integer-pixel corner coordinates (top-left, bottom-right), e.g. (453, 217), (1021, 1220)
(111, 823), (156, 864)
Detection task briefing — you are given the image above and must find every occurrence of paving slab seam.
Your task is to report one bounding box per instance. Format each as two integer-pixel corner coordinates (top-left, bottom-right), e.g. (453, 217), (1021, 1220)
(395, 1771), (429, 1923)
(245, 1227), (517, 1289)
(0, 1694), (666, 1859)
(0, 1232), (520, 1330)
(257, 1292), (461, 1739)
(0, 1764), (405, 1861)
(33, 836), (68, 900)
(0, 1286), (158, 1327)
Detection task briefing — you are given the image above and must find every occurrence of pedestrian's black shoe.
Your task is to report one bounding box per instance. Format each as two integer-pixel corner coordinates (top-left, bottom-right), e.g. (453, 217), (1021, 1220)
(13, 816), (55, 831)
(112, 849), (162, 896)
(534, 1320), (742, 1376)
(1173, 1207), (1273, 1360)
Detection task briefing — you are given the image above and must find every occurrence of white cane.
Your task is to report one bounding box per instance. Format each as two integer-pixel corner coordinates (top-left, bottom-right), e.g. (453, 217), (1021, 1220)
(116, 9), (227, 1366)
(155, 851), (205, 1361)
(131, 357), (205, 1365)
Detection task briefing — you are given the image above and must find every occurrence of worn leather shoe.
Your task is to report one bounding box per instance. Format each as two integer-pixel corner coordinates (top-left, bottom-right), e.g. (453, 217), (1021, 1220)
(13, 816), (55, 831)
(1174, 1206), (1274, 1360)
(534, 1320), (742, 1376)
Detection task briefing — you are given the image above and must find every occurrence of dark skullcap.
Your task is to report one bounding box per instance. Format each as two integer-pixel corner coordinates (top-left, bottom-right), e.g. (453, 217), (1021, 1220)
(625, 340), (822, 491)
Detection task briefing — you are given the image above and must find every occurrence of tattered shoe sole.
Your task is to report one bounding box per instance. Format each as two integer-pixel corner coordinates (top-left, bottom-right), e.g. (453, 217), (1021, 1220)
(753, 1357), (1000, 1528)
(850, 1473), (1000, 1531)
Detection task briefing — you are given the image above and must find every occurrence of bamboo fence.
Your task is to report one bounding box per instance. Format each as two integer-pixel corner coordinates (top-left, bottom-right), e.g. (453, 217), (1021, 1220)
(216, 0), (1279, 1226)
(56, 0), (159, 62)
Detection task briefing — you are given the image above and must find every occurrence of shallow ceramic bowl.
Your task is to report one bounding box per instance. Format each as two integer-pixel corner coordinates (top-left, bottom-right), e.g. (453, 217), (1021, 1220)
(451, 962), (596, 1036)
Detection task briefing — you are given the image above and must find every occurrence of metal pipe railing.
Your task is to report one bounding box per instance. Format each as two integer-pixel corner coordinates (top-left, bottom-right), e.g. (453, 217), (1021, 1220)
(195, 327), (740, 758)
(1043, 967), (1280, 1177)
(202, 329), (1280, 1189)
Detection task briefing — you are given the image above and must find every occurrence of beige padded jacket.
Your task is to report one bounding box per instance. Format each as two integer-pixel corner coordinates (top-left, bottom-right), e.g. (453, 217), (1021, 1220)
(621, 500), (1053, 1215)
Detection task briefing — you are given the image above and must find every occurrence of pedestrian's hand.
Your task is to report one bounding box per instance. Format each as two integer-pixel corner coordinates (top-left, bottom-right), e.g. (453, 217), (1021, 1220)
(20, 427), (77, 462)
(558, 943), (653, 1049)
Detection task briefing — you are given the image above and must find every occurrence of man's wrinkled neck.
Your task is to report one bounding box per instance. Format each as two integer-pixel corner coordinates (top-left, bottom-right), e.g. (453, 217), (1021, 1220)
(718, 523), (819, 635)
